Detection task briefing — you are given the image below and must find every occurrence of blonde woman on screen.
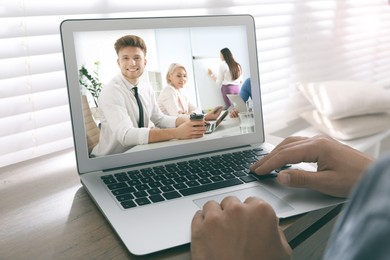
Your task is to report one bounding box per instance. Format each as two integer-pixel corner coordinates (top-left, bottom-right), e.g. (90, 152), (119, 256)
(158, 63), (223, 121)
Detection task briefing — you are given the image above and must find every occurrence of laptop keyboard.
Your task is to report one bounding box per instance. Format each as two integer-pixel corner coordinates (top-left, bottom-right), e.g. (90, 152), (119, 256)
(101, 148), (289, 209)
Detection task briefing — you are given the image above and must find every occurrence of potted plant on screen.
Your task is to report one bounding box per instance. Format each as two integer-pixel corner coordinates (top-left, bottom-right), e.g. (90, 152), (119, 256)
(79, 61), (103, 120)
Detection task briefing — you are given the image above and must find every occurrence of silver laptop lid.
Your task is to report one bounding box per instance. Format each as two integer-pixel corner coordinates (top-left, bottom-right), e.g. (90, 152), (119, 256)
(60, 15), (264, 174)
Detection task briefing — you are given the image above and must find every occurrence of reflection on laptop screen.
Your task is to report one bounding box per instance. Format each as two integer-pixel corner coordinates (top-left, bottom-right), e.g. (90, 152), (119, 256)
(62, 15), (264, 172)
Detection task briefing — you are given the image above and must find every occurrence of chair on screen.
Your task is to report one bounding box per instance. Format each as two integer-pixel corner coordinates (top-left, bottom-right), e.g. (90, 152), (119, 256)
(81, 95), (100, 154)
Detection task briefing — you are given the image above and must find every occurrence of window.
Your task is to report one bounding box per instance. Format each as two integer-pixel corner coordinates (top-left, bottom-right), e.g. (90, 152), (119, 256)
(1, 0), (390, 167)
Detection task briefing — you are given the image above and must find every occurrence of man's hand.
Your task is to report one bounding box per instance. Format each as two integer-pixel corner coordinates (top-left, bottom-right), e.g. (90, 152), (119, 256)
(250, 135), (374, 198)
(191, 196), (292, 260)
(175, 119), (205, 139)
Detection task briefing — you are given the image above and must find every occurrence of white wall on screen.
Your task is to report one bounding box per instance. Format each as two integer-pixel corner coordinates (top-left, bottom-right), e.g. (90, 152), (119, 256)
(73, 25), (251, 112)
(74, 30), (158, 86)
(190, 26), (251, 110)
(154, 28), (198, 107)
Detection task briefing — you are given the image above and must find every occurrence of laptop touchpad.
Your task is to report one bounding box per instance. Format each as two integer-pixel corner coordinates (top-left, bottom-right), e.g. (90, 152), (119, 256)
(193, 186), (294, 215)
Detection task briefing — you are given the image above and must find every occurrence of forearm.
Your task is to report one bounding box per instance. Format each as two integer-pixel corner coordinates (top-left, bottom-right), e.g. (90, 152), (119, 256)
(208, 69), (217, 82)
(148, 128), (178, 143)
(175, 116), (189, 127)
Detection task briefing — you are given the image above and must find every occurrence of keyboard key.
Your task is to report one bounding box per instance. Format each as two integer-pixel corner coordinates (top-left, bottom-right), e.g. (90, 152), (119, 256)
(253, 150), (267, 156)
(153, 168), (168, 175)
(140, 168), (153, 174)
(186, 180), (200, 187)
(210, 176), (223, 182)
(173, 176), (188, 183)
(116, 175), (130, 182)
(127, 171), (142, 180)
(133, 190), (148, 198)
(135, 197), (151, 206)
(233, 170), (247, 177)
(127, 179), (141, 186)
(254, 173), (278, 180)
(153, 175), (167, 181)
(163, 191), (182, 200)
(198, 178), (212, 185)
(165, 172), (179, 179)
(240, 175), (258, 183)
(245, 158), (257, 163)
(112, 187), (136, 196)
(121, 200), (137, 209)
(209, 170), (222, 176)
(149, 194), (165, 203)
(221, 173), (235, 180)
(147, 188), (161, 195)
(135, 184), (149, 191)
(198, 172), (211, 178)
(232, 165), (245, 171)
(107, 182), (128, 190)
(165, 166), (179, 172)
(220, 167), (234, 174)
(186, 174), (199, 181)
(200, 165), (213, 172)
(173, 183), (188, 190)
(139, 176), (153, 183)
(177, 170), (191, 176)
(116, 194), (134, 202)
(114, 172), (127, 177)
(101, 176), (117, 185)
(149, 181), (163, 188)
(161, 179), (175, 186)
(160, 185), (175, 192)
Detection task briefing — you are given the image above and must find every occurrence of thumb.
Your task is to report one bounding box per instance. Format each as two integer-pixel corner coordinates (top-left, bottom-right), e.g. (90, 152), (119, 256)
(276, 169), (317, 189)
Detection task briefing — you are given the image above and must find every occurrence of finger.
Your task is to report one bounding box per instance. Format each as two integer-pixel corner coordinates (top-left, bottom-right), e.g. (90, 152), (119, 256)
(265, 136), (309, 158)
(192, 128), (206, 134)
(277, 169), (339, 196)
(191, 125), (206, 131)
(243, 196), (265, 204)
(250, 136), (309, 172)
(220, 196), (242, 210)
(251, 139), (321, 175)
(191, 129), (206, 138)
(202, 200), (222, 215)
(191, 121), (204, 127)
(191, 210), (204, 230)
(243, 197), (277, 221)
(276, 169), (316, 189)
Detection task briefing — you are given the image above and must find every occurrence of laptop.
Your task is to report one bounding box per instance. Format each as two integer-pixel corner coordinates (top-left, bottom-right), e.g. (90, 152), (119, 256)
(227, 94), (248, 113)
(205, 109), (229, 134)
(60, 15), (343, 256)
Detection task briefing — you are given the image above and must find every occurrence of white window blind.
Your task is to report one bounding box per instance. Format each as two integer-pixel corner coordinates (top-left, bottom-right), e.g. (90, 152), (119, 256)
(1, 0), (390, 167)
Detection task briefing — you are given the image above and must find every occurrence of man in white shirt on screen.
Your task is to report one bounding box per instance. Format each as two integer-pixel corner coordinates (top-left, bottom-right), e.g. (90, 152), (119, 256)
(91, 35), (205, 156)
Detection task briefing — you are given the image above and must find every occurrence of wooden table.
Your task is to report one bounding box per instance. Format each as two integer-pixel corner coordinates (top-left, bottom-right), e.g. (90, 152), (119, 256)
(1, 147), (342, 260)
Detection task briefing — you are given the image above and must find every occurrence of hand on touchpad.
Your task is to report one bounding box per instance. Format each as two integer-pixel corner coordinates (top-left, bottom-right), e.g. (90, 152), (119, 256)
(193, 186), (294, 215)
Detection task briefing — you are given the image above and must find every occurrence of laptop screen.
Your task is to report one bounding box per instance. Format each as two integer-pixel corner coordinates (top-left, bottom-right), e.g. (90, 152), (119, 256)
(61, 15), (265, 173)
